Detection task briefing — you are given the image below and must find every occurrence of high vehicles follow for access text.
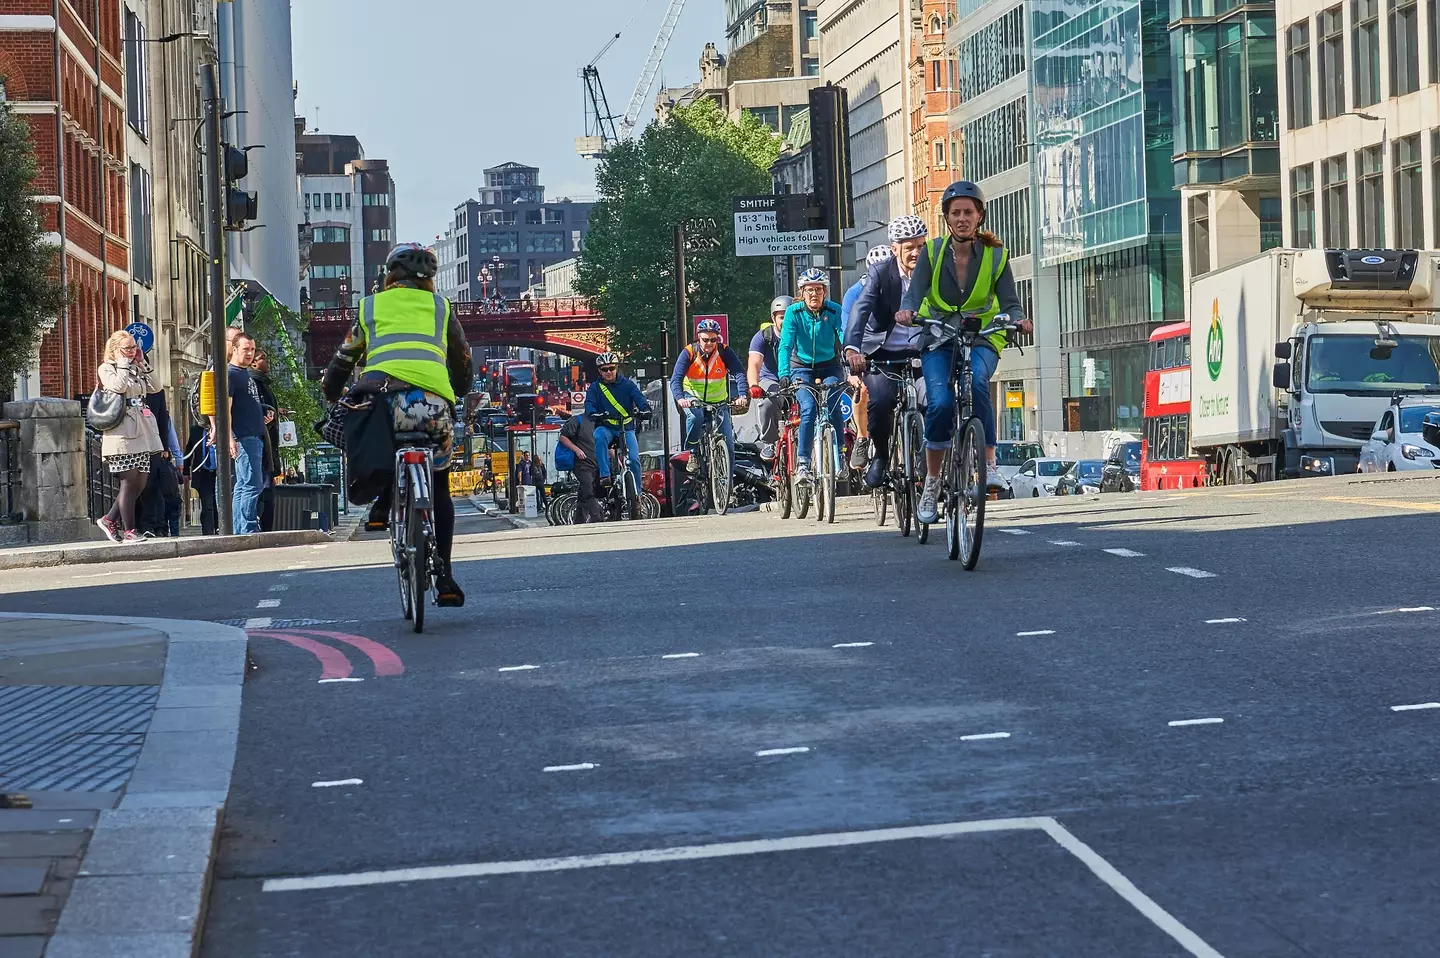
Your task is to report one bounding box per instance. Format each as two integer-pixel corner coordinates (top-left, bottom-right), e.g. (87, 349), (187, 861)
(1188, 248), (1440, 483)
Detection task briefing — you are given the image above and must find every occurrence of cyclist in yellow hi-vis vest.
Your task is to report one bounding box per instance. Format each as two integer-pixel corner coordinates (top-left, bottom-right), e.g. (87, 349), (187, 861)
(895, 181), (1032, 525)
(323, 243), (472, 607)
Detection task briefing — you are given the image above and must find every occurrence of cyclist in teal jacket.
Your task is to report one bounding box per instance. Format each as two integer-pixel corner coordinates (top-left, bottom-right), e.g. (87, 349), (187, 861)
(779, 268), (848, 484)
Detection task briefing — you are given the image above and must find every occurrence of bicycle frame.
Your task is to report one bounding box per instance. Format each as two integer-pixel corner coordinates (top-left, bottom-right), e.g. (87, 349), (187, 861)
(390, 443), (437, 630)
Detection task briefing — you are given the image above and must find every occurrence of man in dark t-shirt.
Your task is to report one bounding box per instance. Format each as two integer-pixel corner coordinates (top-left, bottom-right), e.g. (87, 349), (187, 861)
(558, 411), (602, 523)
(214, 334), (267, 534)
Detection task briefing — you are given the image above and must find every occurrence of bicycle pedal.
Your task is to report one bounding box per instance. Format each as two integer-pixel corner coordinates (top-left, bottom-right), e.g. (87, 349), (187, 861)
(412, 497), (432, 510)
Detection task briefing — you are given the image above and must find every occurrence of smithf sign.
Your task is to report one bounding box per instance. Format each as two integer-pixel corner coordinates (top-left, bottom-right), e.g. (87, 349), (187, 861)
(733, 196), (826, 258)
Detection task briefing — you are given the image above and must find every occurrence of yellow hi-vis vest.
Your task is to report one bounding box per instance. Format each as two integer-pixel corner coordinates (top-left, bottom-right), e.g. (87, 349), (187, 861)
(916, 237), (1010, 353)
(360, 286), (455, 402)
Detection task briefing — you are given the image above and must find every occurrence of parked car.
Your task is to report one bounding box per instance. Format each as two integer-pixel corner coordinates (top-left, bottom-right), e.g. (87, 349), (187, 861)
(1100, 440), (1141, 493)
(993, 441), (1045, 497)
(1055, 459), (1106, 495)
(1358, 400), (1440, 472)
(1008, 458), (1076, 497)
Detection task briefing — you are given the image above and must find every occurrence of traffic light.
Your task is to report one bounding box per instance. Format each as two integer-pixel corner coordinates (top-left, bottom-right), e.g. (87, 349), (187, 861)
(808, 84), (854, 231)
(224, 146), (258, 231)
(775, 192), (823, 233)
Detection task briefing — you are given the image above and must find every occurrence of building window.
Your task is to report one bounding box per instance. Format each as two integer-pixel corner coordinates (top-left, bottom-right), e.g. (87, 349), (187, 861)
(934, 139), (946, 168)
(1395, 134), (1424, 246)
(987, 188), (1031, 258)
(128, 163), (153, 287)
(363, 193), (390, 207)
(802, 11), (817, 40)
(123, 8), (149, 137)
(957, 6), (1025, 103)
(1286, 21), (1312, 129)
(1260, 196), (1283, 250)
(304, 194), (311, 211)
(1358, 144), (1385, 246)
(1353, 0), (1381, 107)
(1322, 153), (1350, 247)
(525, 232), (566, 253)
(310, 265), (352, 279)
(475, 232), (518, 255)
(312, 226), (349, 243)
(1391, 0), (1421, 95)
(1191, 194), (1211, 275)
(1432, 0), (1440, 81)
(1317, 6), (1346, 119)
(323, 193), (332, 210)
(312, 193), (321, 208)
(931, 14), (942, 33)
(332, 193), (342, 208)
(345, 193), (352, 209)
(802, 57), (819, 77)
(959, 97), (1028, 181)
(369, 228), (392, 242)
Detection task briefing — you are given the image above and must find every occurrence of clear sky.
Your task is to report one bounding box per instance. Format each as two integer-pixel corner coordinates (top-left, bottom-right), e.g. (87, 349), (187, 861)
(292, 0), (726, 243)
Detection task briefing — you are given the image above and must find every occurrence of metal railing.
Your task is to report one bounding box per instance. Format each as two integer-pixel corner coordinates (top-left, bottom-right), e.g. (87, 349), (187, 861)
(84, 428), (119, 521)
(0, 420), (20, 525)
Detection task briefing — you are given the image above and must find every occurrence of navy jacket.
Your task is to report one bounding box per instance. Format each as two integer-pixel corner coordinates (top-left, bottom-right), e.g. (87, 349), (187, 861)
(845, 258), (915, 357)
(585, 376), (651, 430)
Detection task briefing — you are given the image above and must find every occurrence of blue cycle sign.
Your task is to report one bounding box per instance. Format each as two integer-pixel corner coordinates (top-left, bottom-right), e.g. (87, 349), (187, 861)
(125, 322), (154, 354)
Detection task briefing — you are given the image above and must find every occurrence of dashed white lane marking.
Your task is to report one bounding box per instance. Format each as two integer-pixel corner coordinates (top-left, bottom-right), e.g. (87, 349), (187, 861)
(661, 652), (701, 659)
(959, 732), (1011, 741)
(1104, 548), (1145, 557)
(543, 763), (597, 772)
(1168, 718), (1224, 727)
(755, 747), (810, 757)
(279, 572), (299, 578)
(1016, 630), (1056, 637)
(1048, 540), (1082, 546)
(312, 779), (363, 788)
(1391, 702), (1440, 712)
(497, 665), (539, 673)
(1372, 606), (1436, 615)
(997, 528), (1031, 535)
(257, 816), (1231, 958)
(256, 599), (281, 608)
(242, 617), (273, 629)
(1167, 567), (1218, 579)
(285, 564), (309, 570)
(318, 677), (364, 684)
(72, 566), (181, 579)
(268, 585), (289, 593)
(833, 642), (874, 648)
(1205, 617), (1247, 624)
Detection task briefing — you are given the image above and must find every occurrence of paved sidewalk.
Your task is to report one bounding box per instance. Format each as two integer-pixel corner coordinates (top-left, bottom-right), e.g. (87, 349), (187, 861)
(0, 530), (333, 572)
(466, 495), (541, 530)
(0, 613), (247, 957)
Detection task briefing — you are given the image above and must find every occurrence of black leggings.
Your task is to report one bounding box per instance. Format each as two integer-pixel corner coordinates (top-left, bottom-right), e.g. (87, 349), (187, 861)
(434, 475), (455, 565)
(106, 470), (149, 533)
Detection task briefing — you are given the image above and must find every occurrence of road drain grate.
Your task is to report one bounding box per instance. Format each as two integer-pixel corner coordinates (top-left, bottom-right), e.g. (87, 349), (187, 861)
(0, 685), (158, 792)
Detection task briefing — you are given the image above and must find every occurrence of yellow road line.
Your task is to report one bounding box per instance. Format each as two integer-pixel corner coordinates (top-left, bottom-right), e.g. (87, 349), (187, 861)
(1317, 495), (1440, 513)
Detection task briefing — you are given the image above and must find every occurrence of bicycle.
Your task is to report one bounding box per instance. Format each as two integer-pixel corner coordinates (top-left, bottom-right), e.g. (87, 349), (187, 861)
(594, 411), (652, 521)
(867, 358), (926, 539)
(771, 390), (800, 519)
(390, 430), (443, 633)
(920, 313), (1021, 569)
(787, 380), (843, 524)
(683, 399), (733, 516)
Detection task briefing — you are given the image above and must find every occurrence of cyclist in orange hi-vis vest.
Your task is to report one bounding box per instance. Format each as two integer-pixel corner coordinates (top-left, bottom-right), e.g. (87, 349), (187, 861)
(670, 318), (748, 476)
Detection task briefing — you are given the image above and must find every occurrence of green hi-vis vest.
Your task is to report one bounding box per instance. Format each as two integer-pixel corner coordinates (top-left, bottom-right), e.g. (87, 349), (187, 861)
(597, 382), (631, 424)
(916, 237), (1010, 353)
(360, 287), (455, 402)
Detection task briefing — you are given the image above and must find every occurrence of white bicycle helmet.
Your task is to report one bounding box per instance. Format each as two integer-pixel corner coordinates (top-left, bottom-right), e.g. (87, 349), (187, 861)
(866, 245), (894, 267)
(770, 295), (794, 315)
(797, 267), (829, 289)
(888, 214), (929, 242)
(596, 352), (621, 366)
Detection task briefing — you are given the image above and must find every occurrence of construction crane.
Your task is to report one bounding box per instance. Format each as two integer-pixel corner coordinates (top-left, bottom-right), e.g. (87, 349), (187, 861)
(574, 0), (689, 157)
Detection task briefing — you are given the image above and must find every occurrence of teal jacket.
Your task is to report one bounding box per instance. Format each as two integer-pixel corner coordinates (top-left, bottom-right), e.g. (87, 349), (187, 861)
(778, 299), (844, 378)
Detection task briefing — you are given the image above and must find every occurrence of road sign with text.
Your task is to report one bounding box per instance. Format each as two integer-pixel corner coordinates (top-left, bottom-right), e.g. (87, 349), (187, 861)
(733, 196), (827, 257)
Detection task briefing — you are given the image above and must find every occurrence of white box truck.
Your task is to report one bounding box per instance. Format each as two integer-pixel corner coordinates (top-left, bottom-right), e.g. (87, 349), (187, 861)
(1189, 248), (1440, 481)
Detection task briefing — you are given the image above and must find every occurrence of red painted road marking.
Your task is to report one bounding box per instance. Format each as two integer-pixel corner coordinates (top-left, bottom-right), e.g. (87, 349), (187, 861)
(250, 631), (353, 681)
(284, 630), (405, 677)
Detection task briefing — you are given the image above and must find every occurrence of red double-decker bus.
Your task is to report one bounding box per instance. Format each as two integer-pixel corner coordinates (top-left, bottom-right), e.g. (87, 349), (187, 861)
(1141, 322), (1208, 490)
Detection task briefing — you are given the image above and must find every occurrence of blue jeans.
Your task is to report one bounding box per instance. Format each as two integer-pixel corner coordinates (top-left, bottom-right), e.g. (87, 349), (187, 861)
(683, 403), (735, 473)
(792, 365), (846, 464)
(594, 425), (641, 488)
(921, 343), (999, 450)
(232, 436), (264, 534)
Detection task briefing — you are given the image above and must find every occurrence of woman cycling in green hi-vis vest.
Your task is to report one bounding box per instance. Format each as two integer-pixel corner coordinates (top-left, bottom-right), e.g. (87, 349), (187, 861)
(894, 181), (1033, 526)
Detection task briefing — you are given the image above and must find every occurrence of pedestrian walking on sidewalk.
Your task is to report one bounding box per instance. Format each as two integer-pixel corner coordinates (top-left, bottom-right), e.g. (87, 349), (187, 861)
(212, 333), (268, 534)
(532, 455), (549, 510)
(95, 331), (164, 543)
(253, 349), (282, 532)
(184, 423), (218, 535)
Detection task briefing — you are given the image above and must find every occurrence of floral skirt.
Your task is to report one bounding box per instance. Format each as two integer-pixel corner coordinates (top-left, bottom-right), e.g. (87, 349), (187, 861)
(106, 452), (152, 474)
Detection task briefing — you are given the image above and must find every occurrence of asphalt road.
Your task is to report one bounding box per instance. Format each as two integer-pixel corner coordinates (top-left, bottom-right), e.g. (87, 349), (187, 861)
(3, 477), (1438, 956)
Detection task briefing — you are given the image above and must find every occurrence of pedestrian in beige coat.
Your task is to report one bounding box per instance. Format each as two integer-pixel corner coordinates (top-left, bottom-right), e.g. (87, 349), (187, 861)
(95, 329), (164, 542)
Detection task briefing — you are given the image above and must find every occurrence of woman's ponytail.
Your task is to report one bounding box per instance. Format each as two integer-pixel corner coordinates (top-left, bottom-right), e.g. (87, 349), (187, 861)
(976, 229), (1003, 248)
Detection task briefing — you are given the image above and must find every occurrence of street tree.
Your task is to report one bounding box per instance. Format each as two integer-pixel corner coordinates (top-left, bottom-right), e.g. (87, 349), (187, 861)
(0, 81), (68, 396)
(576, 100), (781, 360)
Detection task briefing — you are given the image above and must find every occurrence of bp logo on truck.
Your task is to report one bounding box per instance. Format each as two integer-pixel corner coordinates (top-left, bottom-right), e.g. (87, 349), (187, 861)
(1206, 298), (1224, 381)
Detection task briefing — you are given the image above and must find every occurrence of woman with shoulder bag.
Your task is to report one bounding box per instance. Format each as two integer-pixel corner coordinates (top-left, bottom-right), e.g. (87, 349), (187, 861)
(95, 330), (164, 543)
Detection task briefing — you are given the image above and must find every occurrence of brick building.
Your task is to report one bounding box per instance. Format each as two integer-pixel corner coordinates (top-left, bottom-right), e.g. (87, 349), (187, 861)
(296, 128), (398, 308)
(908, 0), (958, 234)
(1, 2), (133, 399)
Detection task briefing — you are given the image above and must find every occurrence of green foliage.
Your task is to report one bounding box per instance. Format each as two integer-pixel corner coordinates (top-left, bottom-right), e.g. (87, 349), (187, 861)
(0, 85), (68, 389)
(576, 101), (782, 360)
(248, 297), (323, 466)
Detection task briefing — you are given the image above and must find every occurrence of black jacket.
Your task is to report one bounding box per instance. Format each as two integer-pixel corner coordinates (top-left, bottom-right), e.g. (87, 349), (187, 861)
(846, 259), (913, 357)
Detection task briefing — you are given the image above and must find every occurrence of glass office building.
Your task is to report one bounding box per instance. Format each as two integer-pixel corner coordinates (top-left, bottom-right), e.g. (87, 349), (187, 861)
(1031, 0), (1183, 432)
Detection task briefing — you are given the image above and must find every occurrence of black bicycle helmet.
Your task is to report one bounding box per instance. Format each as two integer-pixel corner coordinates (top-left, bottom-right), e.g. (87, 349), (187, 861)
(940, 181), (987, 221)
(385, 243), (439, 281)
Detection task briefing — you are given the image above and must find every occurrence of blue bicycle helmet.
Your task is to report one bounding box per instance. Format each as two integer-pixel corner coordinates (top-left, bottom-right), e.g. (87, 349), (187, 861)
(797, 267), (829, 289)
(696, 318), (723, 335)
(940, 181), (987, 221)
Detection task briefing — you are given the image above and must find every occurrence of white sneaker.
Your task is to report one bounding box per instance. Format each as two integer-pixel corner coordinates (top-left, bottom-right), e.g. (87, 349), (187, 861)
(759, 442), (776, 461)
(917, 476), (941, 524)
(794, 461), (813, 484)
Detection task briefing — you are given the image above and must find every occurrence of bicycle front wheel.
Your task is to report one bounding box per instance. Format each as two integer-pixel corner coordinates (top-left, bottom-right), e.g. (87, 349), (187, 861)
(775, 453), (793, 519)
(709, 434), (731, 516)
(818, 426), (837, 524)
(950, 417), (986, 569)
(622, 471), (640, 521)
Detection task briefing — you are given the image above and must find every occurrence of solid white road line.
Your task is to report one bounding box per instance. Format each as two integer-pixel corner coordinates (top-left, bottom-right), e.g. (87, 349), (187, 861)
(318, 677), (364, 684)
(755, 747), (810, 757)
(257, 599), (281, 608)
(959, 732), (1011, 741)
(259, 816), (1230, 955)
(497, 665), (539, 673)
(833, 642), (874, 648)
(242, 617), (273, 630)
(1391, 702), (1440, 712)
(286, 564), (309, 570)
(1168, 718), (1224, 727)
(997, 528), (1031, 535)
(1372, 606), (1436, 615)
(543, 763), (597, 772)
(1104, 548), (1145, 557)
(661, 652), (701, 659)
(1205, 617), (1247, 624)
(1167, 567), (1218, 579)
(312, 779), (363, 788)
(1048, 540), (1082, 546)
(1016, 630), (1056, 637)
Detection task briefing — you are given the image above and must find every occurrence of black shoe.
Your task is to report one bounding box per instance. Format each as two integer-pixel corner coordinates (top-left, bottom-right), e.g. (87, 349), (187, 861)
(435, 573), (465, 608)
(364, 503), (388, 532)
(865, 457), (885, 489)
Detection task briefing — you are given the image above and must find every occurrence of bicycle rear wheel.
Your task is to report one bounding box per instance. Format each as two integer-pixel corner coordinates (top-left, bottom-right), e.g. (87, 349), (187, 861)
(819, 426), (837, 524)
(640, 492), (661, 519)
(891, 422), (910, 537)
(709, 434), (731, 516)
(391, 467), (413, 621)
(409, 503), (428, 633)
(873, 484), (887, 526)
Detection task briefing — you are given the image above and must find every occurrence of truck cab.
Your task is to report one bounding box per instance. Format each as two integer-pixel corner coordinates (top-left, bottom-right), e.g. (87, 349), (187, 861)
(1271, 251), (1440, 476)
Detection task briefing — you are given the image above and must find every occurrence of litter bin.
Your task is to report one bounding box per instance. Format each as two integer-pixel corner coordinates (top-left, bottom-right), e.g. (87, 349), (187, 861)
(271, 483), (333, 531)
